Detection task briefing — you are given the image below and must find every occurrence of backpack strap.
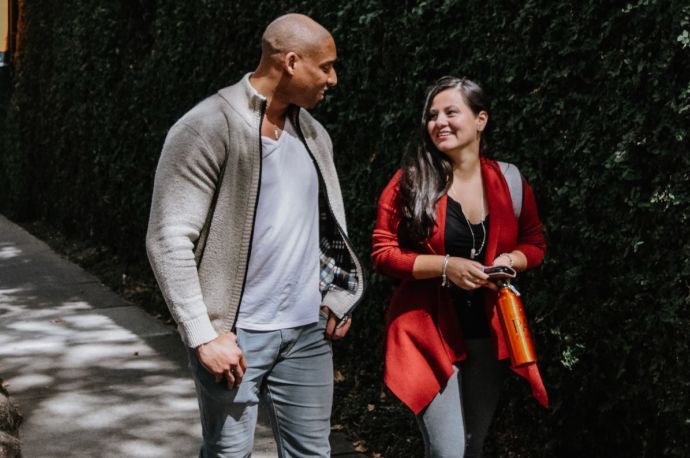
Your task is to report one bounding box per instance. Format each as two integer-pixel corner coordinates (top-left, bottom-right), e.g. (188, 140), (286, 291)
(497, 161), (523, 219)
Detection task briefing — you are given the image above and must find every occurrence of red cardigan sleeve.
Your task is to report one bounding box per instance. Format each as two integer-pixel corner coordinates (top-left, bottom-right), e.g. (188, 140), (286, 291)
(371, 170), (419, 280)
(514, 178), (547, 269)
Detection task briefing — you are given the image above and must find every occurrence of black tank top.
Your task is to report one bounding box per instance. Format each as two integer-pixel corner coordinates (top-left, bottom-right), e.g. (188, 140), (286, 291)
(445, 196), (491, 339)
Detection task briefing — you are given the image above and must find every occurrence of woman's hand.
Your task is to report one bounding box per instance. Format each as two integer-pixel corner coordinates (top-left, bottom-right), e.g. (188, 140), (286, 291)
(446, 257), (492, 291)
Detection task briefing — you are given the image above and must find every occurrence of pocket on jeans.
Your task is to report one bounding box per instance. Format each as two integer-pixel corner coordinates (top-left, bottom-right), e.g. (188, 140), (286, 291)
(187, 347), (199, 372)
(319, 308), (329, 321)
(188, 348), (220, 384)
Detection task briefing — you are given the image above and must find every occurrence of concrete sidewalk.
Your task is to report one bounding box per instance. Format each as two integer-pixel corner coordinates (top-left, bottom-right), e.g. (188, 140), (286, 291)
(0, 214), (361, 457)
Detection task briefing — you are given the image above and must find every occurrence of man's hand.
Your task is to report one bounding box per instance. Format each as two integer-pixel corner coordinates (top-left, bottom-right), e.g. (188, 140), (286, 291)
(195, 332), (248, 389)
(321, 306), (351, 340)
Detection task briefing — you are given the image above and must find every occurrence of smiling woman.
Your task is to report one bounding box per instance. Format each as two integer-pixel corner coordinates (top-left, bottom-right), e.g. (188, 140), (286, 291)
(426, 83), (488, 164)
(372, 76), (548, 457)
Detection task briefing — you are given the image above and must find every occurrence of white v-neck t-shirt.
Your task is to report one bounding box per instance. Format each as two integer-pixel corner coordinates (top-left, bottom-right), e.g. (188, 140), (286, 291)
(235, 119), (321, 330)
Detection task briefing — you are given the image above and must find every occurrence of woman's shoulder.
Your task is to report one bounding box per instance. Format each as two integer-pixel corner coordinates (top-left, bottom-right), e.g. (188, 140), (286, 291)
(480, 156), (503, 170)
(482, 157), (529, 182)
(384, 168), (404, 188)
(376, 168), (405, 202)
(391, 168), (404, 180)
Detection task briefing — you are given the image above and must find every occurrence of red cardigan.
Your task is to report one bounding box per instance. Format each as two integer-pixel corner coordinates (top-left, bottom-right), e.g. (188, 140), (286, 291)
(371, 158), (548, 414)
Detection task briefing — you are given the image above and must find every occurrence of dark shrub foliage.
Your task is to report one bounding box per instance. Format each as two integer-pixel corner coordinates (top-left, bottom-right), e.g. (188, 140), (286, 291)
(1, 1), (688, 456)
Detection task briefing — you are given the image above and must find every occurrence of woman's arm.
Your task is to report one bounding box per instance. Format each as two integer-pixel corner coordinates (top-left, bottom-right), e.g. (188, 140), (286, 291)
(371, 171), (419, 279)
(372, 171), (491, 290)
(492, 178), (546, 272)
(415, 254), (492, 290)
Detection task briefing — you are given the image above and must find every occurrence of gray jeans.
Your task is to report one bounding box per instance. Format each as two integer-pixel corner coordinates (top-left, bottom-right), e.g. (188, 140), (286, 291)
(417, 339), (507, 458)
(188, 311), (333, 457)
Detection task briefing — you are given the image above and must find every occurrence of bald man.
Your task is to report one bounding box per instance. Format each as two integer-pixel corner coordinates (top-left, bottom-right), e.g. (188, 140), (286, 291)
(146, 13), (365, 457)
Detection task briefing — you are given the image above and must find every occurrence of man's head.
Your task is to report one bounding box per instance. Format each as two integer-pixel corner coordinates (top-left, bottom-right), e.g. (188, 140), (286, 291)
(257, 14), (337, 109)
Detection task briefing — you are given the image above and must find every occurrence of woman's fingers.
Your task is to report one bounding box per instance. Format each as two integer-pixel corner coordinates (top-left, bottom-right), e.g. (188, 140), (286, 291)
(446, 257), (495, 290)
(469, 265), (489, 281)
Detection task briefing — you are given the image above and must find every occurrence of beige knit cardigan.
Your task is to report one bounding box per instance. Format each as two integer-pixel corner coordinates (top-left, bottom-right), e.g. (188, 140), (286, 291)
(146, 74), (364, 348)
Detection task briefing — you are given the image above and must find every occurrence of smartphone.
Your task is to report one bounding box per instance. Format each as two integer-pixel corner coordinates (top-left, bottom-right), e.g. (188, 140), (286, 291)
(484, 265), (516, 280)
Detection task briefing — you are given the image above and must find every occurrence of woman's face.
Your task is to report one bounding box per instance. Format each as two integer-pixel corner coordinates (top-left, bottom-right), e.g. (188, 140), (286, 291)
(426, 88), (487, 157)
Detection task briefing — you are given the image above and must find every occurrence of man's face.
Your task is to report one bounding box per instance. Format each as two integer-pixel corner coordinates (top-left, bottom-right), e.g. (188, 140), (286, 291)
(289, 36), (338, 109)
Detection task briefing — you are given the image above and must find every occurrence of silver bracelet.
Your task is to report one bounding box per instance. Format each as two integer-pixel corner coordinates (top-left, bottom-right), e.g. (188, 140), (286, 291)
(499, 252), (514, 268)
(441, 254), (450, 287)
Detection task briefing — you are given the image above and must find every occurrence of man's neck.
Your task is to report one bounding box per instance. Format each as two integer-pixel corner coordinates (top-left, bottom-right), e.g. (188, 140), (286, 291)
(249, 72), (290, 121)
(250, 72), (292, 139)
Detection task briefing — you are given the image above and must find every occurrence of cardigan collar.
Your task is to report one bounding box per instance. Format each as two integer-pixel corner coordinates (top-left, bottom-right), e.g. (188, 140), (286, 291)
(217, 73), (308, 139)
(216, 73), (266, 127)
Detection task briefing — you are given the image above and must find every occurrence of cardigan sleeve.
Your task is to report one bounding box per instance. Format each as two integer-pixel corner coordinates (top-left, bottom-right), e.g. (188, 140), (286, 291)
(371, 170), (419, 280)
(513, 178), (547, 269)
(145, 122), (222, 348)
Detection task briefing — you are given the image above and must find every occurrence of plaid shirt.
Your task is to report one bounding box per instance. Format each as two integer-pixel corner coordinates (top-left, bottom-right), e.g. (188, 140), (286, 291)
(318, 190), (358, 297)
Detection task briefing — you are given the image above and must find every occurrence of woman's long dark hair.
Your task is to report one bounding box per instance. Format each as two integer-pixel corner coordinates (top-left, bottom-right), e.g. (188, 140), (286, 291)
(399, 76), (490, 243)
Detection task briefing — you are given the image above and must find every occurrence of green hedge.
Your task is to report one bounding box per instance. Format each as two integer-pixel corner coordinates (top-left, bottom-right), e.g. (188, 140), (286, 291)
(1, 1), (689, 456)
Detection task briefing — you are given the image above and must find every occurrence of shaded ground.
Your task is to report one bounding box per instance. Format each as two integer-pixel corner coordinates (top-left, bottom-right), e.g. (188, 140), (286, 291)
(0, 214), (365, 457)
(11, 219), (426, 457)
(0, 215), (271, 457)
(14, 224), (423, 457)
(16, 220), (402, 456)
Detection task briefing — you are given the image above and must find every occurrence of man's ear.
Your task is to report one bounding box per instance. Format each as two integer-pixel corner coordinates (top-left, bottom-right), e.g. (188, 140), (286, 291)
(476, 111), (489, 132)
(283, 52), (299, 75)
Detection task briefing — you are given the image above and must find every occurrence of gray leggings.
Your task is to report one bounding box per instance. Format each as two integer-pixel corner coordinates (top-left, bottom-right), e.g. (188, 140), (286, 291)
(417, 339), (507, 458)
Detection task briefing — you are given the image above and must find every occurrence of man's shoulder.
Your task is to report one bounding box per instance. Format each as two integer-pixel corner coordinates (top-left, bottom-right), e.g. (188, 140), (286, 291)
(296, 109), (331, 142)
(172, 92), (233, 134)
(171, 76), (253, 132)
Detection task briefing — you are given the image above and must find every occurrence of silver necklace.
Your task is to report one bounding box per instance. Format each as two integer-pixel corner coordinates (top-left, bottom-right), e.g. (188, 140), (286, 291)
(450, 182), (487, 259)
(463, 212), (486, 259)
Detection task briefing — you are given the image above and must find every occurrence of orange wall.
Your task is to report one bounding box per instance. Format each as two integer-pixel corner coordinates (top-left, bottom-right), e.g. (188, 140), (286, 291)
(0, 0), (8, 53)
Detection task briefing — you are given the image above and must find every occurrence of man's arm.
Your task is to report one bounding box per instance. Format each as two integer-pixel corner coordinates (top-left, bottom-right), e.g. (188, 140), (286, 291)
(146, 122), (250, 387)
(146, 122), (221, 347)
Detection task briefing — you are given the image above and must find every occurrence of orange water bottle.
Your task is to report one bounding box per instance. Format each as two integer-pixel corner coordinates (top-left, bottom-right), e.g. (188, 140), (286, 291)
(496, 281), (537, 368)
